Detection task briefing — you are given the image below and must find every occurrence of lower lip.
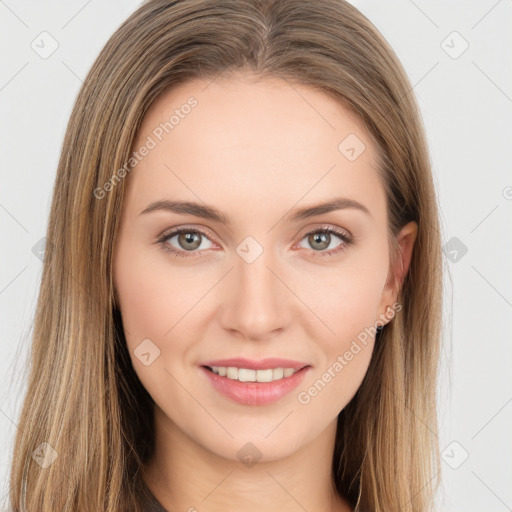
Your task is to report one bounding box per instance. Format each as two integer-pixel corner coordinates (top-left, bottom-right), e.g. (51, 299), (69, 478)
(200, 366), (311, 406)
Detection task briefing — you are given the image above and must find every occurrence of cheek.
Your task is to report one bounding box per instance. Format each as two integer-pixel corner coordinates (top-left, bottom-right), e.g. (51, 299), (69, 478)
(297, 339), (374, 421)
(114, 241), (199, 346)
(113, 243), (201, 405)
(295, 248), (389, 342)
(296, 270), (381, 415)
(292, 249), (387, 410)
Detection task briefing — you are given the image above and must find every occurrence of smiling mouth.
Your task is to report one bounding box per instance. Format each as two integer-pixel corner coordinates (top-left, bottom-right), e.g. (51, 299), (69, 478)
(200, 363), (311, 406)
(202, 365), (309, 383)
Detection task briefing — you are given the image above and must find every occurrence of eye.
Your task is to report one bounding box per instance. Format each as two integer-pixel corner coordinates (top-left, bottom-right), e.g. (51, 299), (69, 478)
(296, 226), (353, 258)
(157, 226), (215, 258)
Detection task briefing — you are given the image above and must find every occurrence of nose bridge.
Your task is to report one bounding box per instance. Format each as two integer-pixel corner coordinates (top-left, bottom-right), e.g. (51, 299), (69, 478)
(221, 236), (290, 339)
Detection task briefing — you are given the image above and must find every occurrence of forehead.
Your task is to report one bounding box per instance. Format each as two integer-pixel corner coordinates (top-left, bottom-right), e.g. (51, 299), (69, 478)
(123, 73), (385, 224)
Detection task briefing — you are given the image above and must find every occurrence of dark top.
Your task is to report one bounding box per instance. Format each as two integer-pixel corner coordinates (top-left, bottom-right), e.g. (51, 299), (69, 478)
(138, 478), (168, 512)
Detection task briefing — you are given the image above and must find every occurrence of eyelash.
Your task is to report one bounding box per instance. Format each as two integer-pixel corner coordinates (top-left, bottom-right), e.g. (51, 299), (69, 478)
(156, 225), (353, 259)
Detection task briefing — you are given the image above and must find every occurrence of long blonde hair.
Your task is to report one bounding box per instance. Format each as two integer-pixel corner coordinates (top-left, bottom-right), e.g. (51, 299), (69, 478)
(8, 1), (443, 510)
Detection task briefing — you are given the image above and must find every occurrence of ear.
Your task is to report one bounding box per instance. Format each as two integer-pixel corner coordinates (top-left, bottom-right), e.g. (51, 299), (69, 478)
(377, 221), (418, 324)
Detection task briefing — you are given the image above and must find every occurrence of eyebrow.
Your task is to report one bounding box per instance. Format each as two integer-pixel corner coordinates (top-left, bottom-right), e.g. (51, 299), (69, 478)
(139, 197), (372, 224)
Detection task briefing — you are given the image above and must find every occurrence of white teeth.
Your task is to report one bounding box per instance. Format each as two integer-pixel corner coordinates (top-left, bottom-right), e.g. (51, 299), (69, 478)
(273, 367), (284, 380)
(226, 367), (238, 379)
(238, 368), (256, 382)
(209, 366), (299, 382)
(255, 369), (273, 382)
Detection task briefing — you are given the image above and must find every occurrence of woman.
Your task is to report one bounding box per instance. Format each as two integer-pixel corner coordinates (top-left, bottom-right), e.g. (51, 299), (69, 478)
(8, 0), (443, 511)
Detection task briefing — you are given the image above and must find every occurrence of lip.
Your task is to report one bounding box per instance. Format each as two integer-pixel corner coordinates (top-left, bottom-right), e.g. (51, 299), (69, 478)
(200, 364), (311, 406)
(200, 357), (309, 371)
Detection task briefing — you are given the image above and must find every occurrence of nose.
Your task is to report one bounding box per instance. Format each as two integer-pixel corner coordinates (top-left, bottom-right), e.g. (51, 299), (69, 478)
(219, 245), (292, 341)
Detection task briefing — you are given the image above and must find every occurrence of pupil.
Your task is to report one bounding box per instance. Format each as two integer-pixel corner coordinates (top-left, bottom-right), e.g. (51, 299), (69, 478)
(311, 233), (329, 250)
(180, 232), (200, 249)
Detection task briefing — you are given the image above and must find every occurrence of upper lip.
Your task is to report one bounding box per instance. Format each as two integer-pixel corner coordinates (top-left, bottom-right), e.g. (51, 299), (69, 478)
(200, 357), (310, 371)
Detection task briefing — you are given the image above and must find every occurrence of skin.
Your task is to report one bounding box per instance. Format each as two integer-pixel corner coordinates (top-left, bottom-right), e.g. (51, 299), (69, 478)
(113, 72), (417, 512)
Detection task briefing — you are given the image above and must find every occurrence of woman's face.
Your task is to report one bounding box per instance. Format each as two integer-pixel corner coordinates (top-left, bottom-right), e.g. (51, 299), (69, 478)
(113, 73), (414, 462)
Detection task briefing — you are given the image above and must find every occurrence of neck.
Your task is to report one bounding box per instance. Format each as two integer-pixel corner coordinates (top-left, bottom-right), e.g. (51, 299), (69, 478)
(142, 405), (352, 512)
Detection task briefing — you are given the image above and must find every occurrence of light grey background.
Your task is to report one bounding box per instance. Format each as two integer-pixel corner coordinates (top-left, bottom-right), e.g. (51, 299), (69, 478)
(1, 1), (511, 510)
